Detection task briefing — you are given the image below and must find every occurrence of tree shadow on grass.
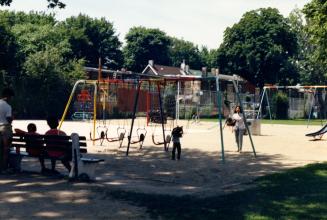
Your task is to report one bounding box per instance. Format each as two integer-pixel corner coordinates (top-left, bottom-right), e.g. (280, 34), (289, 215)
(94, 163), (327, 220)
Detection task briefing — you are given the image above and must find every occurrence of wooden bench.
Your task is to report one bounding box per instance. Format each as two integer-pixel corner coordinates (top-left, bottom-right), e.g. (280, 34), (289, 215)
(9, 133), (103, 180)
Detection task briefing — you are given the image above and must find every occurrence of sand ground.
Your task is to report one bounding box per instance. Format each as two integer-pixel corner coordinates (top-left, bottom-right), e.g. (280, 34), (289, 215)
(0, 119), (325, 219)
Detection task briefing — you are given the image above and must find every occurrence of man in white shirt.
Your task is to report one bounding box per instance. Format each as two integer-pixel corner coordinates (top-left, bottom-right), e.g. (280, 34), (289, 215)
(0, 88), (14, 171)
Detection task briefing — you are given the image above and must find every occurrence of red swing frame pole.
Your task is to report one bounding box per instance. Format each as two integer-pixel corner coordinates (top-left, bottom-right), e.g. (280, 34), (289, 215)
(146, 82), (151, 126)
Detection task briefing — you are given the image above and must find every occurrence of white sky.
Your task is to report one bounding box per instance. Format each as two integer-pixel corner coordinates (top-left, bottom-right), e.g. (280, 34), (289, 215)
(1, 0), (311, 49)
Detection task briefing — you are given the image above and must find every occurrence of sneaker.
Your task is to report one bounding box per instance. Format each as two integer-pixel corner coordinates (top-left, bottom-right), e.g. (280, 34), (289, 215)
(1, 168), (15, 174)
(51, 169), (61, 175)
(41, 168), (52, 174)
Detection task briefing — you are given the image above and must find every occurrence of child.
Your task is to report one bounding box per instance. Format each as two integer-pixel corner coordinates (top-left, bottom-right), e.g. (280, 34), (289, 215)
(45, 116), (71, 174)
(171, 126), (183, 160)
(14, 123), (47, 172)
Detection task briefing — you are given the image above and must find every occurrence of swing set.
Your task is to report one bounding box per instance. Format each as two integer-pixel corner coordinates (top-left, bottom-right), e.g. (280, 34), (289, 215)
(59, 60), (257, 162)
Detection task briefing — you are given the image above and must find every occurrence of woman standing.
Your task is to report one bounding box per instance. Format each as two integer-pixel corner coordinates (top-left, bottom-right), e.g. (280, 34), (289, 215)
(232, 105), (246, 152)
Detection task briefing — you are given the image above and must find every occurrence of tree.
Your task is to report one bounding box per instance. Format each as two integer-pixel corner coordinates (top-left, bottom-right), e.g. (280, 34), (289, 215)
(21, 47), (84, 117)
(0, 11), (85, 118)
(0, 0), (65, 8)
(217, 8), (298, 87)
(303, 0), (327, 81)
(302, 1), (327, 119)
(199, 47), (219, 70)
(124, 26), (171, 72)
(0, 22), (17, 78)
(288, 8), (320, 85)
(59, 14), (123, 69)
(169, 38), (203, 69)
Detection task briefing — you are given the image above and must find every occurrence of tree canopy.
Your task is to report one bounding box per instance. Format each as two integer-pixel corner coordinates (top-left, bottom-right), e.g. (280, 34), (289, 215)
(216, 8), (298, 87)
(123, 26), (171, 72)
(0, 11), (84, 117)
(59, 14), (123, 69)
(303, 0), (327, 82)
(0, 0), (65, 8)
(169, 38), (203, 69)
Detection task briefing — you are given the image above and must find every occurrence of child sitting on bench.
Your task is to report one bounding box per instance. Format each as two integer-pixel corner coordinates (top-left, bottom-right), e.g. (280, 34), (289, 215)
(15, 123), (48, 173)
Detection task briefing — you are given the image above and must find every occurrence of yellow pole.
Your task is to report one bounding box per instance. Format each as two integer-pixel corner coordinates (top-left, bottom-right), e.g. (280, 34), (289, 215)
(59, 80), (85, 129)
(93, 82), (97, 145)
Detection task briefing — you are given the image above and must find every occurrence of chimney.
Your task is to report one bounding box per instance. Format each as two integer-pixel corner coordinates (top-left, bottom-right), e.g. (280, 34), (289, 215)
(202, 67), (207, 77)
(215, 68), (220, 76)
(149, 60), (154, 67)
(211, 68), (215, 75)
(185, 65), (189, 73)
(181, 59), (186, 71)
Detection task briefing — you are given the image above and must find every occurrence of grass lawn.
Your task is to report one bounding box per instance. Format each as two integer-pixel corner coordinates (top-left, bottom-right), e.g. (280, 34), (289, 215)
(201, 118), (326, 126)
(105, 163), (327, 219)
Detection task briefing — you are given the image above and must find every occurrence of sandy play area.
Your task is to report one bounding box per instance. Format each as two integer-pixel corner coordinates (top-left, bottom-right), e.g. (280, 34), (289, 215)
(0, 119), (326, 219)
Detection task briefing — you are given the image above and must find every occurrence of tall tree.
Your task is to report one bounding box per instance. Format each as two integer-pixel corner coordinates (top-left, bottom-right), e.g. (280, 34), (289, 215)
(59, 14), (123, 69)
(124, 26), (171, 72)
(217, 8), (298, 87)
(303, 0), (327, 81)
(0, 11), (85, 118)
(302, 0), (327, 118)
(288, 8), (320, 84)
(169, 38), (203, 69)
(0, 22), (17, 78)
(0, 0), (65, 8)
(199, 46), (219, 70)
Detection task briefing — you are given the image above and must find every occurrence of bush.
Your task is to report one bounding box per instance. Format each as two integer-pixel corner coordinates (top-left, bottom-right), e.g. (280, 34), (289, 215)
(272, 92), (289, 119)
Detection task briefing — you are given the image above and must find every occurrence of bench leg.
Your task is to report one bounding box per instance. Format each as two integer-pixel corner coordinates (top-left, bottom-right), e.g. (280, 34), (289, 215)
(8, 154), (23, 172)
(79, 162), (100, 181)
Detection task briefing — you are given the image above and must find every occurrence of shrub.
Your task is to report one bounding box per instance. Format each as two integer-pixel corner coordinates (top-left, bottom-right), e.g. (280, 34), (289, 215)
(272, 92), (289, 119)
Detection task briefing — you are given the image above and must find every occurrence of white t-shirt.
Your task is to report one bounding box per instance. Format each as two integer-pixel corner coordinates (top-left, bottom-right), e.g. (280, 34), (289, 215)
(0, 99), (12, 125)
(232, 113), (245, 130)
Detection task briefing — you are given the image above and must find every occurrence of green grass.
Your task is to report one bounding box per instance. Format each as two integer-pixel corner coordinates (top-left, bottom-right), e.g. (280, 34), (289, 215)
(260, 119), (326, 126)
(104, 163), (327, 219)
(200, 118), (326, 126)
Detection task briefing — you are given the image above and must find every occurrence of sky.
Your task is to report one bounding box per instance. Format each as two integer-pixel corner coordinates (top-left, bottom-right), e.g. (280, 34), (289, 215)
(1, 0), (311, 49)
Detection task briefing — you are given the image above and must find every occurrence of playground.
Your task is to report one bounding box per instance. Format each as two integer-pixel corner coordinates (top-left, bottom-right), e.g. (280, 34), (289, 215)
(1, 119), (326, 218)
(3, 119), (326, 200)
(2, 75), (327, 219)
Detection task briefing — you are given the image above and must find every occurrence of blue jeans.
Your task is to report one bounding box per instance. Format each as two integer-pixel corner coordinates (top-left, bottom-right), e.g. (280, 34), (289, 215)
(235, 128), (245, 151)
(172, 142), (181, 160)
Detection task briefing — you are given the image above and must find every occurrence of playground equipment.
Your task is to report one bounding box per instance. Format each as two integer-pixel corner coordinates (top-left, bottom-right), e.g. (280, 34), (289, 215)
(257, 85), (327, 126)
(59, 61), (257, 162)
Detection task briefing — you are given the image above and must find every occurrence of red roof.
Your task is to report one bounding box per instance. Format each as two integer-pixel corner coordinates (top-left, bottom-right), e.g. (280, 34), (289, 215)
(152, 64), (183, 76)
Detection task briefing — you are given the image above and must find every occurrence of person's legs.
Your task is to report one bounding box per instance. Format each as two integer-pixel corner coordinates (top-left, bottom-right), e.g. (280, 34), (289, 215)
(172, 143), (176, 160)
(0, 125), (13, 171)
(238, 129), (245, 151)
(61, 159), (71, 172)
(51, 159), (56, 171)
(1, 138), (9, 170)
(176, 143), (181, 160)
(39, 156), (46, 171)
(234, 129), (240, 151)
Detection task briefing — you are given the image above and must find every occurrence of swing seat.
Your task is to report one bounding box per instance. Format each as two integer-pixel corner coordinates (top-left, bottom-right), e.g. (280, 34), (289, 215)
(119, 132), (125, 141)
(139, 133), (145, 142)
(152, 134), (171, 145)
(165, 134), (171, 143)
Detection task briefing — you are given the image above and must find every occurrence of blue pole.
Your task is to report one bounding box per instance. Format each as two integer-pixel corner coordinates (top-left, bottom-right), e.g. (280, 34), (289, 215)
(216, 75), (225, 163)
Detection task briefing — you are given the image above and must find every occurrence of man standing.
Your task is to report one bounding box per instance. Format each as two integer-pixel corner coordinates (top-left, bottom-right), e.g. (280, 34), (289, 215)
(0, 88), (14, 172)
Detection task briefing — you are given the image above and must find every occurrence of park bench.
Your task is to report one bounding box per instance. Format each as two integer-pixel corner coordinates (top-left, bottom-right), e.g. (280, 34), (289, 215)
(9, 133), (103, 180)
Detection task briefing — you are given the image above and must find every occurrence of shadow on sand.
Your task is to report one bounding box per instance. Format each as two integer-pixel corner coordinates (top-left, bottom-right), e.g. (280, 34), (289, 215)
(0, 145), (320, 219)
